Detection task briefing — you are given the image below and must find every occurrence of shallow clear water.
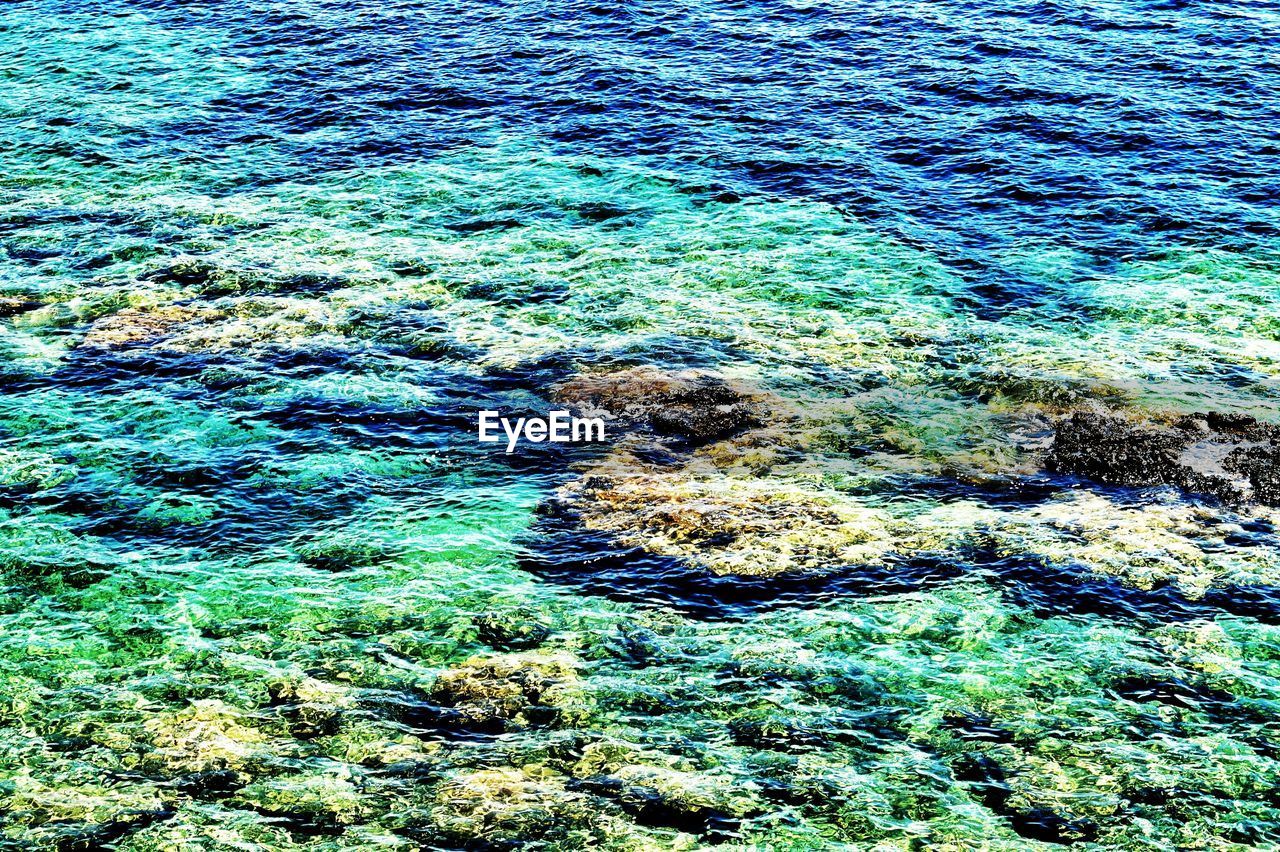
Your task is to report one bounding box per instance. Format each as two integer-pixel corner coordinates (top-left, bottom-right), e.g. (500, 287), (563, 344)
(2, 1), (1280, 849)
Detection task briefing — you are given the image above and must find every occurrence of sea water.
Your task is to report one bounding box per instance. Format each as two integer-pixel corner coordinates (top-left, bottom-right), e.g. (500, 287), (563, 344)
(1, 1), (1279, 849)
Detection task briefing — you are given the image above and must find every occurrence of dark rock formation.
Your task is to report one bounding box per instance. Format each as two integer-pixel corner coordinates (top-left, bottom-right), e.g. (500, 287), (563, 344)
(1226, 443), (1280, 505)
(728, 717), (828, 752)
(552, 366), (763, 444)
(171, 769), (246, 800)
(50, 809), (176, 852)
(1048, 410), (1280, 506)
(0, 296), (42, 317)
(567, 774), (744, 840)
(953, 754), (1098, 845)
(296, 536), (391, 572)
(473, 612), (552, 651)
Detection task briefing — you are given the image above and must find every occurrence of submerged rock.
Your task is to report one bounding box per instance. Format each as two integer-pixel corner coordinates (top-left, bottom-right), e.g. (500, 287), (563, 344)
(427, 768), (617, 849)
(1048, 410), (1280, 506)
(550, 449), (896, 578)
(535, 412), (1280, 602)
(728, 717), (829, 752)
(145, 256), (351, 297)
(952, 753), (1099, 845)
(552, 366), (764, 444)
(78, 304), (221, 349)
(47, 808), (175, 852)
(568, 742), (760, 839)
(170, 769), (246, 800)
(957, 365), (1131, 409)
(428, 652), (584, 733)
(296, 535), (393, 572)
(267, 677), (355, 741)
(232, 773), (370, 835)
(142, 700), (273, 773)
(571, 746), (740, 826)
(0, 773), (172, 845)
(473, 611), (553, 651)
(0, 296), (42, 317)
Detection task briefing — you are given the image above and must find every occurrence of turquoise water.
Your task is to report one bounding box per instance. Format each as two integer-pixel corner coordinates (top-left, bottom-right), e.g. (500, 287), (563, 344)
(2, 2), (1280, 849)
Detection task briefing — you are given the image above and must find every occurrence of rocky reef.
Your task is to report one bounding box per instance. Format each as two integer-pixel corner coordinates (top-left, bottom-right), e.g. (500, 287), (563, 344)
(427, 651), (586, 733)
(552, 365), (767, 445)
(545, 444), (897, 578)
(539, 369), (1280, 591)
(1049, 409), (1280, 506)
(2, 103), (1280, 850)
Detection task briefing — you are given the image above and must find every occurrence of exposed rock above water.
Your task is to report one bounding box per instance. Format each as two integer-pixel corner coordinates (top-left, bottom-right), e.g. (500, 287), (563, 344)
(552, 366), (765, 444)
(1048, 410), (1280, 506)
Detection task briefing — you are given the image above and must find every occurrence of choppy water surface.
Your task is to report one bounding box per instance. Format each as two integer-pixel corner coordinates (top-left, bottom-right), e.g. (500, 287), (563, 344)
(2, 1), (1280, 849)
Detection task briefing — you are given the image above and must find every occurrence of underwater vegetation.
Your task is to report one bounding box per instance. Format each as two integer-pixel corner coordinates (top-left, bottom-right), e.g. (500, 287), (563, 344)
(3, 0), (1280, 849)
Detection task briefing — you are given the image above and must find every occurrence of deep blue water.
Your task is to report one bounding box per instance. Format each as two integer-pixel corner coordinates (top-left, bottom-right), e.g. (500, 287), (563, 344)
(25, 0), (1280, 279)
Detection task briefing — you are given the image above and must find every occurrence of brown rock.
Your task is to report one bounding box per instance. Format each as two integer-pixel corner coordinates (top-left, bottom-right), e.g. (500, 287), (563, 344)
(552, 366), (762, 443)
(80, 304), (219, 349)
